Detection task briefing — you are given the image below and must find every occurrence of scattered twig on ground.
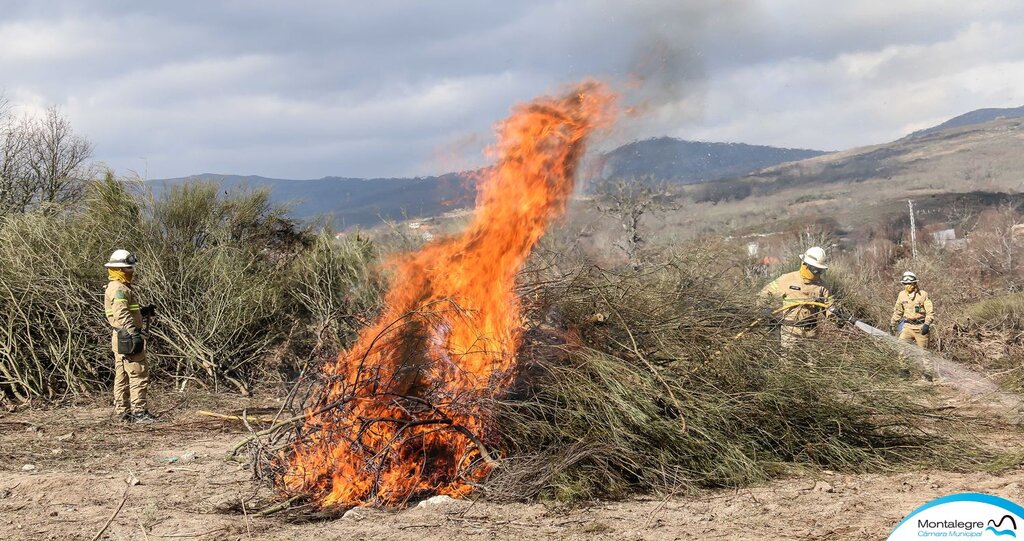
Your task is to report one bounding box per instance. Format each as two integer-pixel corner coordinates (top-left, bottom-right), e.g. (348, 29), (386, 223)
(153, 527), (227, 538)
(230, 414), (307, 457)
(198, 410), (277, 423)
(256, 494), (306, 516)
(154, 396), (190, 417)
(396, 523), (444, 530)
(239, 493), (253, 540)
(642, 487), (686, 529)
(0, 419), (42, 429)
(90, 486), (129, 541)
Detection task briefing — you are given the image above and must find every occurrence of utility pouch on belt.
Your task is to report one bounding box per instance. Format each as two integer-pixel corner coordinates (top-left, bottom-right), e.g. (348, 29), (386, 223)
(116, 329), (143, 355)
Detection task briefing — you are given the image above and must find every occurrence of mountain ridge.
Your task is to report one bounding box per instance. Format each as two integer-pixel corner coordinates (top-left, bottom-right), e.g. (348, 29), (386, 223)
(147, 105), (1024, 229)
(148, 139), (829, 228)
(600, 137), (827, 183)
(908, 105), (1024, 139)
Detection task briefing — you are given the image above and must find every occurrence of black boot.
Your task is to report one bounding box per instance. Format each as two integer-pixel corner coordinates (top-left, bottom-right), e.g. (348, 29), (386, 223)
(118, 411), (133, 423)
(133, 411), (159, 424)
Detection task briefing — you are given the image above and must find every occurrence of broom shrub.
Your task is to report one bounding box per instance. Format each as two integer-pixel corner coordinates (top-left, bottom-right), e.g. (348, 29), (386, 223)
(0, 173), (380, 399)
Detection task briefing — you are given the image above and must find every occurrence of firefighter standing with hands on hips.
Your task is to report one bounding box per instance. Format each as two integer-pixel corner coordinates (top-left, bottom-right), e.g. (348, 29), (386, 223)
(104, 249), (158, 423)
(890, 270), (936, 380)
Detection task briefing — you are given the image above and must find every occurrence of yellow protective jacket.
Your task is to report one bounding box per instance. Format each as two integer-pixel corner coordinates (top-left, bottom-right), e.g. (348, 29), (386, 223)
(890, 289), (934, 326)
(104, 280), (146, 357)
(759, 270), (833, 330)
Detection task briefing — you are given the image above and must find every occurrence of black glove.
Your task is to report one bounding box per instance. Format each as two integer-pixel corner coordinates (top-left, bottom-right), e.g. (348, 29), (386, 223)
(921, 324), (930, 335)
(759, 307), (774, 319)
(140, 304), (157, 318)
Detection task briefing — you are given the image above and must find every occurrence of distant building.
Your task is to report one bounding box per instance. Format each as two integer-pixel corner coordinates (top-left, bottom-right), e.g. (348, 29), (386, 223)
(931, 228), (956, 248)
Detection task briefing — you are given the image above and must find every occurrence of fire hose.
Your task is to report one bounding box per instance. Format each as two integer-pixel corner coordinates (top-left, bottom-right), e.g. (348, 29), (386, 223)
(732, 300), (849, 341)
(730, 301), (1024, 412)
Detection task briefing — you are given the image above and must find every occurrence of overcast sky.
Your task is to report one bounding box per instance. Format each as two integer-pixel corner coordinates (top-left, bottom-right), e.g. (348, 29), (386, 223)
(3, 1), (1024, 179)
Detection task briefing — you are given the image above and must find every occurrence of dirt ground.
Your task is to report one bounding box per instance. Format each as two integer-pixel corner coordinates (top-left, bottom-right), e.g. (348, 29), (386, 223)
(1, 385), (1023, 541)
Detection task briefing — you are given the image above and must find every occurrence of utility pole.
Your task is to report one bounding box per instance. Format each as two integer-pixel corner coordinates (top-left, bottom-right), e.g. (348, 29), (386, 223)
(908, 199), (917, 260)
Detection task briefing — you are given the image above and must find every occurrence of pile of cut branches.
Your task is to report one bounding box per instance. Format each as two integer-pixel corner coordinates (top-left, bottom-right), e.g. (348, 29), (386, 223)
(251, 242), (987, 509)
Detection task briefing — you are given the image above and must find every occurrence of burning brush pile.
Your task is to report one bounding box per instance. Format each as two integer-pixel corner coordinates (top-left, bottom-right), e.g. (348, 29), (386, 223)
(277, 82), (618, 506)
(251, 82), (987, 511)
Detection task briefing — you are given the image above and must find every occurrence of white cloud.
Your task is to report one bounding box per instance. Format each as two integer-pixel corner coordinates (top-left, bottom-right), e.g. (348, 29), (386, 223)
(0, 18), (107, 63)
(679, 13), (1024, 150)
(3, 1), (1024, 178)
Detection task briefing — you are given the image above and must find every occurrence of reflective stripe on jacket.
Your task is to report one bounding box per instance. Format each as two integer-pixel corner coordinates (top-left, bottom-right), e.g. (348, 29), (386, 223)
(104, 280), (145, 355)
(759, 270), (833, 329)
(890, 289), (934, 326)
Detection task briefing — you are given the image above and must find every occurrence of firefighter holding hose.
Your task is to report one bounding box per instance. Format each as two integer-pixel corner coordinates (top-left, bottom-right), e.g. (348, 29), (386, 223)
(758, 246), (836, 349)
(104, 249), (158, 424)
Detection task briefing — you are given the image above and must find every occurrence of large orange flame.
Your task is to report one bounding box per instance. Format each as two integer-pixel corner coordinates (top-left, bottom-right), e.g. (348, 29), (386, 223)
(283, 81), (617, 507)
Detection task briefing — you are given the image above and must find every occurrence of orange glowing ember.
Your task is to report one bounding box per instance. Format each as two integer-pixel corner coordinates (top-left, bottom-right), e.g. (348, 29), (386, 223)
(283, 81), (617, 508)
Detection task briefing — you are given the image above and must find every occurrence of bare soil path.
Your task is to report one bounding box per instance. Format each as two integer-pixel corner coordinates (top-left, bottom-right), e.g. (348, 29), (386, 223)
(1, 386), (1022, 541)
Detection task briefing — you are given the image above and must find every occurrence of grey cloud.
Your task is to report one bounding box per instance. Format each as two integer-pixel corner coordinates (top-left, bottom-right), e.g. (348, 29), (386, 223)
(1, 1), (1023, 178)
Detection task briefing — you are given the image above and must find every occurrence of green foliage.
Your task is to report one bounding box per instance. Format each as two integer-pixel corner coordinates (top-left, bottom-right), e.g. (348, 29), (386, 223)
(964, 293), (1024, 327)
(690, 178), (753, 204)
(0, 174), (379, 399)
(793, 193), (836, 204)
(287, 230), (384, 353)
(0, 210), (109, 399)
(486, 252), (981, 501)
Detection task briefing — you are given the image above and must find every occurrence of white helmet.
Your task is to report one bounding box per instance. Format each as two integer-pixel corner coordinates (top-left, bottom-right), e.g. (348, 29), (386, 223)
(801, 246), (828, 270)
(104, 249), (138, 268)
(901, 271), (918, 284)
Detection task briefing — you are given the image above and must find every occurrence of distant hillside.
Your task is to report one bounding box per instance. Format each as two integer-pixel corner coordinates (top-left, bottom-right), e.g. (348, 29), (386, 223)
(150, 138), (826, 229)
(666, 115), (1024, 240)
(909, 105), (1024, 139)
(601, 137), (827, 184)
(148, 173), (474, 229)
(727, 115), (1024, 195)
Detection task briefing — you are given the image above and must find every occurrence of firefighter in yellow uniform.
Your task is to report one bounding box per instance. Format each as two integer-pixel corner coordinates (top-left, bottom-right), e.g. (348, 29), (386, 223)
(104, 249), (157, 423)
(759, 246), (834, 348)
(889, 271), (935, 379)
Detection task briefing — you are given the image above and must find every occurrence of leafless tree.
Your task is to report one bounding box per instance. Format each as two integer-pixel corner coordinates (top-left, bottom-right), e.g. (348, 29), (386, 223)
(0, 103), (92, 215)
(966, 203), (1024, 290)
(595, 178), (677, 269)
(0, 96), (32, 214)
(945, 198), (977, 232)
(26, 106), (93, 208)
